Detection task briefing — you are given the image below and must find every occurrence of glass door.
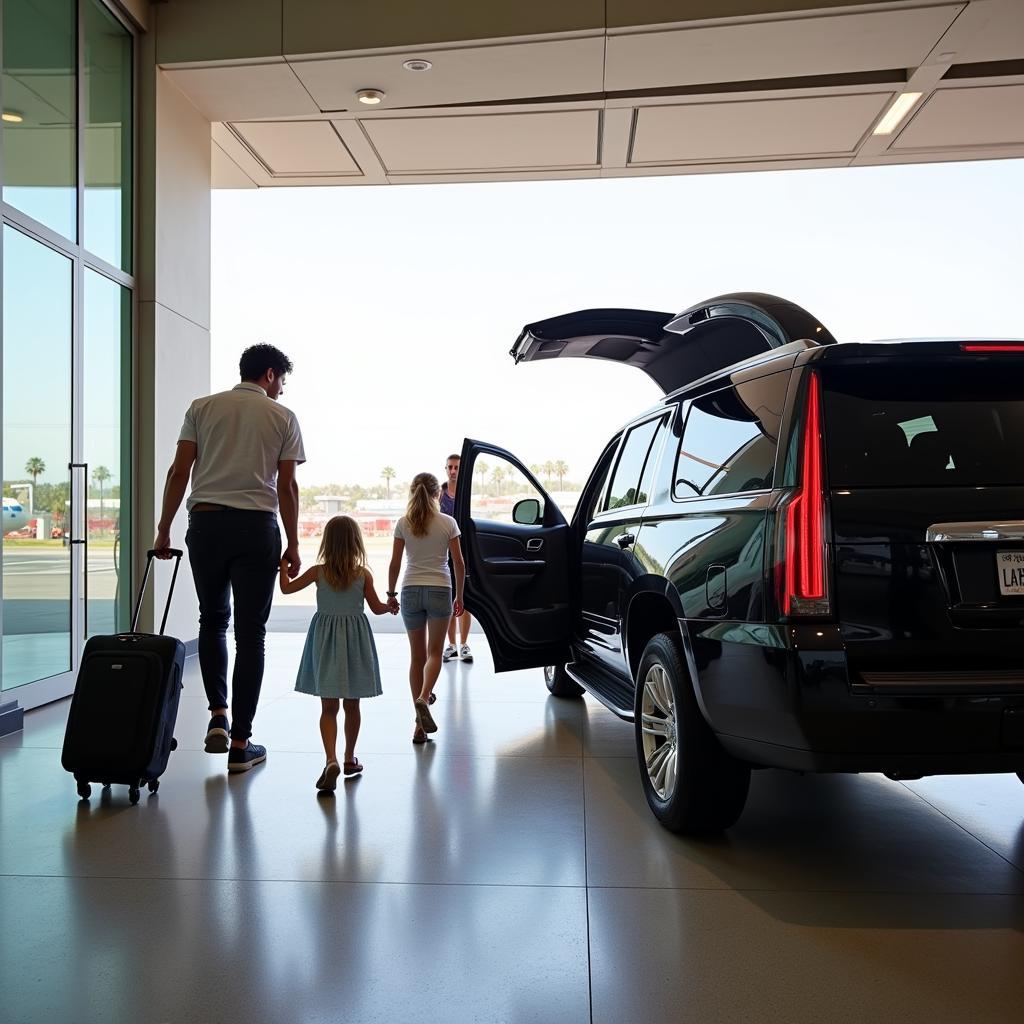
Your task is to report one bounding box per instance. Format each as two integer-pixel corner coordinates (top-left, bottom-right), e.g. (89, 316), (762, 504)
(2, 225), (78, 706)
(1, 0), (135, 710)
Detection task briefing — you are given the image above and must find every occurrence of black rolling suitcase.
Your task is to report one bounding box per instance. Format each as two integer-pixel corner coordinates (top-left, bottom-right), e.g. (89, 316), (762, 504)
(62, 549), (186, 804)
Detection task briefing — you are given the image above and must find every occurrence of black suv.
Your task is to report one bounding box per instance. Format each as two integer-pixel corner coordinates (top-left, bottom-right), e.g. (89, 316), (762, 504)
(455, 292), (1024, 834)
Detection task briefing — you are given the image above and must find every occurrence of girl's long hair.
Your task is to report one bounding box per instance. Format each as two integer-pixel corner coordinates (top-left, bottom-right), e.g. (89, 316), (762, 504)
(318, 515), (367, 589)
(406, 472), (440, 537)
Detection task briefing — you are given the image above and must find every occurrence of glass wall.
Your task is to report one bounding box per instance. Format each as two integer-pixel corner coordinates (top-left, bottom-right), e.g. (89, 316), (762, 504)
(1, 0), (77, 239)
(83, 269), (131, 638)
(1, 0), (134, 702)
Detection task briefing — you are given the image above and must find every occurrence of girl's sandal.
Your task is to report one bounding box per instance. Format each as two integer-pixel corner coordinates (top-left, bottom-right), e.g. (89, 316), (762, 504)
(343, 758), (364, 776)
(316, 761), (342, 791)
(412, 727), (430, 745)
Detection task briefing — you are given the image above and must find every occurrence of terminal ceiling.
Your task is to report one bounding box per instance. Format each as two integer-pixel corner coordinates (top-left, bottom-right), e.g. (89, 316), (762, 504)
(158, 1), (1024, 186)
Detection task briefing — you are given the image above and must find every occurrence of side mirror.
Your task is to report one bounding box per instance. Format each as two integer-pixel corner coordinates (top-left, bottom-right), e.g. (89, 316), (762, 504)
(512, 498), (541, 526)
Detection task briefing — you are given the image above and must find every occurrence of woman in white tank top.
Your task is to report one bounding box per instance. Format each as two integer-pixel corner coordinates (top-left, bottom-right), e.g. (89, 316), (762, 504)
(387, 472), (466, 744)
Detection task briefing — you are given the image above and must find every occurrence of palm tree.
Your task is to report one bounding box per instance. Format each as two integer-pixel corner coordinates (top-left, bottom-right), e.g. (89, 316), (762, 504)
(476, 460), (489, 494)
(92, 466), (111, 527)
(543, 460), (555, 487)
(553, 460), (568, 489)
(381, 466), (396, 500)
(529, 463), (542, 480)
(25, 456), (45, 487)
(491, 465), (507, 496)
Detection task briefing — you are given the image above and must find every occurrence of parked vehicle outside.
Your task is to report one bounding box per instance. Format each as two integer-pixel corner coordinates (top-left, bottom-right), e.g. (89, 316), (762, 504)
(456, 293), (1024, 834)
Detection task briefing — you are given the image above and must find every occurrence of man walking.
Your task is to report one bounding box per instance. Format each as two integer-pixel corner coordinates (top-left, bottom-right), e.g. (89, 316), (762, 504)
(440, 452), (473, 663)
(153, 344), (305, 772)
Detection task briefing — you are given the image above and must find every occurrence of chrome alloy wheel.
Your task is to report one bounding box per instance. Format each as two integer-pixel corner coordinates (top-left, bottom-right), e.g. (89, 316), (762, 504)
(641, 663), (679, 801)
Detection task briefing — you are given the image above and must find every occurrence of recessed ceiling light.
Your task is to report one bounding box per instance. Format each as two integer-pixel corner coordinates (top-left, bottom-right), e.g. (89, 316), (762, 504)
(2, 110), (24, 124)
(872, 92), (923, 136)
(402, 59), (432, 72)
(356, 88), (386, 105)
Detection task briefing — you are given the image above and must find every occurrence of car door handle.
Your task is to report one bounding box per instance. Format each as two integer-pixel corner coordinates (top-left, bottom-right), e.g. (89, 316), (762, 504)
(616, 533), (635, 549)
(526, 538), (544, 553)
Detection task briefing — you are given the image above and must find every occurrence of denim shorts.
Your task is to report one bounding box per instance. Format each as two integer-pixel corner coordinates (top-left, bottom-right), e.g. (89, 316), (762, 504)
(400, 586), (452, 630)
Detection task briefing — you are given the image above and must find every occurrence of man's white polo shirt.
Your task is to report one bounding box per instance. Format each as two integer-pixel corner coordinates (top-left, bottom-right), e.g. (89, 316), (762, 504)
(179, 382), (305, 513)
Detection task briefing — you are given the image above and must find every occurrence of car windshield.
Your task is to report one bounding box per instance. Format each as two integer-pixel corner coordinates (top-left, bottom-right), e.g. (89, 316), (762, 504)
(822, 360), (1024, 488)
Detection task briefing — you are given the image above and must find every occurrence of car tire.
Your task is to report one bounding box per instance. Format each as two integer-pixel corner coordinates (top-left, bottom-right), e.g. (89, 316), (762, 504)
(544, 664), (583, 698)
(633, 632), (750, 835)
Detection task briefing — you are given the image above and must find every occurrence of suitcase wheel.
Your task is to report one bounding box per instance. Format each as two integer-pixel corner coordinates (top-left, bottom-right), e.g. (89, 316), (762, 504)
(128, 786), (141, 805)
(170, 738), (178, 751)
(148, 779), (160, 795)
(76, 779), (91, 801)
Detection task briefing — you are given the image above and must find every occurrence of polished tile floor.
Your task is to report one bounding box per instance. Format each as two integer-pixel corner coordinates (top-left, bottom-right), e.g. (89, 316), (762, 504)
(2, 635), (1024, 1023)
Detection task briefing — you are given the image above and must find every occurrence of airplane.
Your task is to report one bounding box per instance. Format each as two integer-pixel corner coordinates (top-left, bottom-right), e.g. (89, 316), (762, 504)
(3, 497), (31, 535)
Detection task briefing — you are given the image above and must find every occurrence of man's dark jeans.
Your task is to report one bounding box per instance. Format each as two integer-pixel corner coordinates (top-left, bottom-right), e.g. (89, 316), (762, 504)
(185, 509), (280, 741)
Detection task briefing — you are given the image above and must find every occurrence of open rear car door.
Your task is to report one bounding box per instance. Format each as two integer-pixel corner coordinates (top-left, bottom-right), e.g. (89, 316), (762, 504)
(454, 440), (573, 672)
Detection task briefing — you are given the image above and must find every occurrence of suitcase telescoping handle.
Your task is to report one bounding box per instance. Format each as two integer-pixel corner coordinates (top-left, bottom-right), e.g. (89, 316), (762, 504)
(130, 549), (184, 636)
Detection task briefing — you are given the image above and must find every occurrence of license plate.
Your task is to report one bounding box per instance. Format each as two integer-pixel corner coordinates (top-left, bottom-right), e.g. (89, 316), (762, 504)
(997, 550), (1024, 596)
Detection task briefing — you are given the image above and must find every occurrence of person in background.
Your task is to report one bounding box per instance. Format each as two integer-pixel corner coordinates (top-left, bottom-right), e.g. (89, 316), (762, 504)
(389, 473), (466, 744)
(153, 343), (304, 773)
(439, 453), (473, 663)
(280, 515), (392, 790)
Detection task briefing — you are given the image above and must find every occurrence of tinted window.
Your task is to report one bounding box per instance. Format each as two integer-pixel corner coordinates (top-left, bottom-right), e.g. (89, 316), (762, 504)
(606, 417), (662, 510)
(587, 437), (620, 519)
(674, 374), (787, 497)
(823, 361), (1024, 488)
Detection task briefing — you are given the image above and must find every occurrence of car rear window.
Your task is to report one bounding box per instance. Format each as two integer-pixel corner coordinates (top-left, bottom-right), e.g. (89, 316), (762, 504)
(822, 360), (1024, 488)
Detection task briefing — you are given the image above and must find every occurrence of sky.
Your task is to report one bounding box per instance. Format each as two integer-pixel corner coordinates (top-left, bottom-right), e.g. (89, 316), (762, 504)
(210, 159), (1024, 489)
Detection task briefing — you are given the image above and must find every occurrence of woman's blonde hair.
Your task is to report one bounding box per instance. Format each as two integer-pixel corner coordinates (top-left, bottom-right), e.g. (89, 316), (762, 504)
(406, 472), (440, 537)
(318, 515), (367, 589)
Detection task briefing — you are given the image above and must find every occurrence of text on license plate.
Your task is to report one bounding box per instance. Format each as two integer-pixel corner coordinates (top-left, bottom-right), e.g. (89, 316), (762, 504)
(997, 550), (1024, 596)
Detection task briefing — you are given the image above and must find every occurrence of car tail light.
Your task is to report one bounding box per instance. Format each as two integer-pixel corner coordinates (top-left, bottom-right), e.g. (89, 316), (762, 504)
(776, 371), (831, 618)
(959, 342), (1024, 352)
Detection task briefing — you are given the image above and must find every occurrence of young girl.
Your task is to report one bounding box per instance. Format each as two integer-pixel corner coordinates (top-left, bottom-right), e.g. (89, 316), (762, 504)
(387, 472), (466, 744)
(280, 515), (392, 790)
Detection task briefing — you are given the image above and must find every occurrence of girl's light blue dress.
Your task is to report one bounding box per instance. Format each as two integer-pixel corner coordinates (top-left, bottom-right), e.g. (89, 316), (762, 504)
(294, 573), (383, 699)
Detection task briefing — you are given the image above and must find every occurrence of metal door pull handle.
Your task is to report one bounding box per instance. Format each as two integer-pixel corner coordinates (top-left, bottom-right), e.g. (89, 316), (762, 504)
(526, 538), (544, 552)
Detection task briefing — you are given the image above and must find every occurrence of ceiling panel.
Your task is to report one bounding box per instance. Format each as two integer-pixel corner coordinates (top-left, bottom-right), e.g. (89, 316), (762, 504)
(606, 4), (963, 91)
(164, 62), (319, 121)
(212, 141), (258, 188)
(289, 36), (604, 111)
(631, 93), (890, 163)
(232, 120), (361, 175)
(284, 0), (604, 54)
(892, 84), (1024, 149)
(958, 0), (1024, 64)
(363, 110), (601, 172)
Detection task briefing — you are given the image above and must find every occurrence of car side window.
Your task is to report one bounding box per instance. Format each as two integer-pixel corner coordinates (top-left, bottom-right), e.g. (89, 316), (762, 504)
(605, 416), (663, 511)
(470, 454), (546, 523)
(586, 438), (620, 519)
(674, 372), (788, 498)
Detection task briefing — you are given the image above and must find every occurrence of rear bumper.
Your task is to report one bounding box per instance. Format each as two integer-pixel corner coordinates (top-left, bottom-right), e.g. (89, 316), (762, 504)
(690, 622), (1024, 773)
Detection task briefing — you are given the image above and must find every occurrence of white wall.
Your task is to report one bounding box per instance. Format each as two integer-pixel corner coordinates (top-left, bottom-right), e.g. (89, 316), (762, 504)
(137, 54), (212, 641)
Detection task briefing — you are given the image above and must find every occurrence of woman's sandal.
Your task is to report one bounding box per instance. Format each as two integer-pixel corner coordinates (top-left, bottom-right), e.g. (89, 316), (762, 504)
(343, 758), (363, 776)
(428, 692), (437, 706)
(316, 761), (342, 792)
(412, 727), (430, 745)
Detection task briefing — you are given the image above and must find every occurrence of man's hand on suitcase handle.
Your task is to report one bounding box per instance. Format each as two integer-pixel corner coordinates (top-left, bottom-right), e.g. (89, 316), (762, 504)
(153, 527), (174, 559)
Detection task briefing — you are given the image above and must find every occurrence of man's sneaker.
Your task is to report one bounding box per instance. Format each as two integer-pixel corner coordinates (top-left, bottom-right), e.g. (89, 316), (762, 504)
(227, 742), (267, 773)
(442, 643), (457, 663)
(204, 715), (230, 754)
(460, 644), (474, 663)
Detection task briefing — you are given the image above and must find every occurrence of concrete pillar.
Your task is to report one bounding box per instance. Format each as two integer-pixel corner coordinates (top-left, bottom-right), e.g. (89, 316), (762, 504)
(136, 34), (211, 642)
